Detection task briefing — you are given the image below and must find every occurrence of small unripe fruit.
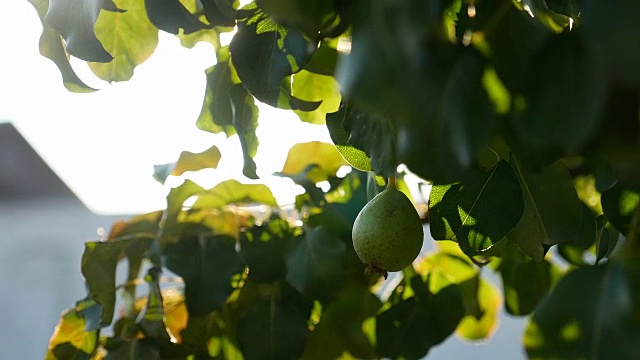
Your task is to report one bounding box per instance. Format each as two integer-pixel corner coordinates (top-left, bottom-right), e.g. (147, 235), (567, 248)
(352, 180), (424, 278)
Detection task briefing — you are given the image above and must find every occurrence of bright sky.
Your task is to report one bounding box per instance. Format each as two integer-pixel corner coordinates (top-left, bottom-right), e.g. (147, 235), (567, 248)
(0, 1), (332, 214)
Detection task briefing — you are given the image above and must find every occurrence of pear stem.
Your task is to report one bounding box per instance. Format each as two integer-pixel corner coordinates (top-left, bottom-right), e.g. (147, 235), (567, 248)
(388, 176), (397, 190)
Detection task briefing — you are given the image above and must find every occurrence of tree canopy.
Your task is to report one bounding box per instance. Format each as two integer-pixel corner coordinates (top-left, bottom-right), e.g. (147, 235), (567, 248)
(32, 0), (640, 359)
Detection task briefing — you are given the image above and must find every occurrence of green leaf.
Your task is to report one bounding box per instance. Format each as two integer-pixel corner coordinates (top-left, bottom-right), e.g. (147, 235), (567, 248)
(429, 160), (524, 254)
(163, 234), (244, 316)
(517, 0), (571, 32)
(325, 102), (397, 177)
(302, 283), (382, 359)
(512, 32), (607, 156)
(196, 55), (260, 179)
(89, 0), (159, 82)
(201, 0), (238, 28)
(45, 297), (99, 360)
(556, 204), (598, 266)
(525, 263), (640, 359)
(508, 162), (583, 260)
(256, 0), (339, 38)
(285, 225), (348, 304)
(44, 0), (113, 62)
(237, 284), (311, 360)
(240, 215), (293, 283)
(229, 83), (260, 179)
(230, 3), (320, 110)
(143, 0), (208, 34)
(26, 0), (97, 92)
(498, 247), (557, 316)
(192, 179), (278, 209)
(455, 278), (502, 342)
(81, 240), (130, 327)
(137, 269), (171, 340)
(595, 215), (621, 265)
(153, 145), (222, 184)
(280, 141), (347, 183)
(292, 70), (341, 125)
(163, 179), (206, 237)
(376, 276), (465, 359)
(601, 183), (640, 235)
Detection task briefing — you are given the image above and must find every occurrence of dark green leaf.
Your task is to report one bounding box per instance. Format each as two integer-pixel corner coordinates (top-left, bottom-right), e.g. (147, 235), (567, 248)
(153, 145), (222, 184)
(163, 234), (244, 316)
(429, 160), (524, 254)
(285, 226), (347, 304)
(81, 240), (130, 327)
(508, 162), (583, 260)
(518, 0), (571, 32)
(229, 84), (260, 179)
(256, 0), (338, 38)
(143, 0), (208, 34)
(326, 102), (397, 177)
(137, 268), (171, 340)
(26, 0), (97, 92)
(201, 0), (237, 28)
(581, 0), (640, 86)
(376, 276), (465, 360)
(45, 0), (113, 62)
(303, 42), (338, 76)
(240, 215), (292, 283)
(525, 264), (640, 359)
(601, 183), (640, 236)
(230, 3), (319, 110)
(512, 32), (607, 156)
(556, 204), (598, 266)
(595, 215), (621, 264)
(237, 285), (310, 360)
(302, 283), (382, 359)
(498, 247), (556, 316)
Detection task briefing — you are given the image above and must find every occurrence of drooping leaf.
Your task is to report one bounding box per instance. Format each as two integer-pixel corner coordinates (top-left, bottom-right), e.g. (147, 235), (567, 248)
(285, 225), (347, 304)
(153, 145), (222, 184)
(230, 2), (320, 110)
(240, 215), (293, 283)
(45, 0), (113, 62)
(429, 160), (524, 254)
(45, 297), (100, 360)
(192, 179), (278, 209)
(26, 0), (97, 92)
(601, 183), (640, 236)
(81, 240), (131, 327)
(143, 0), (209, 34)
(229, 83), (260, 179)
(237, 284), (310, 360)
(525, 263), (640, 359)
(376, 276), (465, 359)
(292, 70), (341, 124)
(89, 0), (159, 82)
(280, 141), (347, 183)
(556, 204), (599, 266)
(163, 234), (244, 316)
(137, 268), (170, 340)
(508, 161), (583, 260)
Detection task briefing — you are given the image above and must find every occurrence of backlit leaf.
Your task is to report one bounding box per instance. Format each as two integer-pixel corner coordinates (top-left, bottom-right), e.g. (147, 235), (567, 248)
(90, 0), (159, 82)
(280, 141), (347, 183)
(192, 179), (277, 208)
(45, 297), (99, 360)
(292, 70), (341, 125)
(456, 278), (502, 342)
(153, 145), (222, 184)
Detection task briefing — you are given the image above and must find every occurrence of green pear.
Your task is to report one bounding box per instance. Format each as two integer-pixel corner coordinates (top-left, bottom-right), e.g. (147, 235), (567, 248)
(352, 180), (424, 278)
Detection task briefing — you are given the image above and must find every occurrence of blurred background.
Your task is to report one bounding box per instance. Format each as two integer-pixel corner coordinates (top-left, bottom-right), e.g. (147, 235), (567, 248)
(0, 1), (526, 359)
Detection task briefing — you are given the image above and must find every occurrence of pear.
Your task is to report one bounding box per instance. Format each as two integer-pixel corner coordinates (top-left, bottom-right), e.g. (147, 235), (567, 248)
(352, 179), (424, 278)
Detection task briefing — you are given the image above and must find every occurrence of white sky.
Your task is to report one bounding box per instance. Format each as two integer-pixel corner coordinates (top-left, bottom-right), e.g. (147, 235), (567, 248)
(0, 1), (331, 214)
